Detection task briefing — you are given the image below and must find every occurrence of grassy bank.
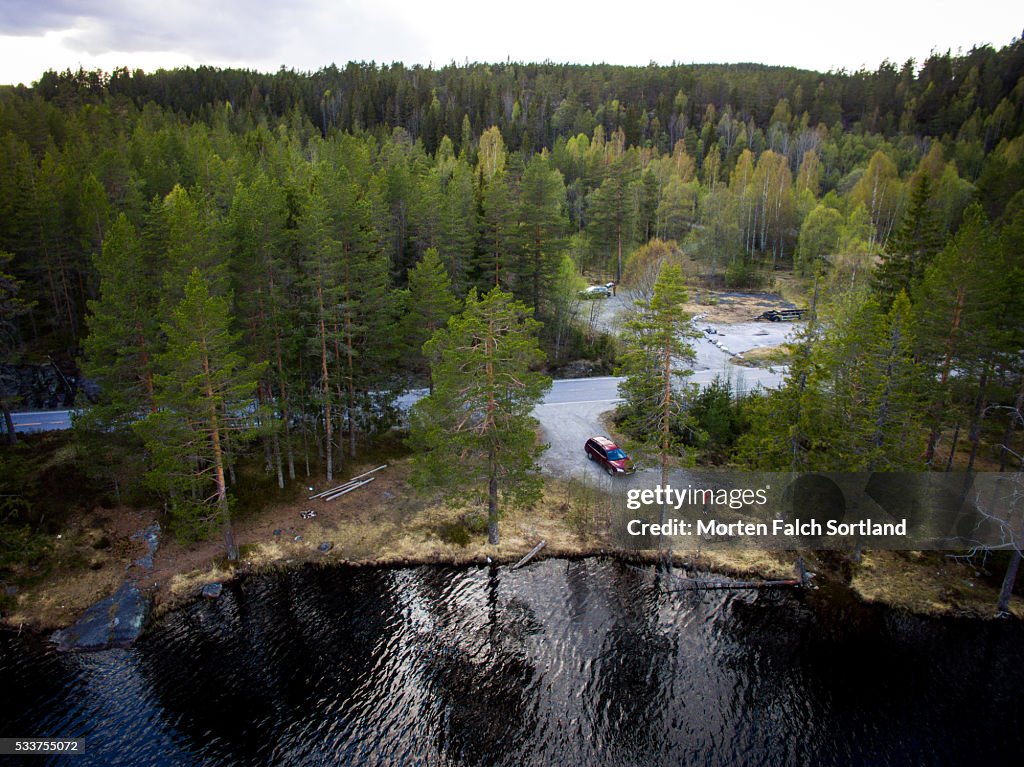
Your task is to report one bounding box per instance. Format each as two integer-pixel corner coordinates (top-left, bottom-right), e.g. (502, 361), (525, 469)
(3, 453), (1022, 632)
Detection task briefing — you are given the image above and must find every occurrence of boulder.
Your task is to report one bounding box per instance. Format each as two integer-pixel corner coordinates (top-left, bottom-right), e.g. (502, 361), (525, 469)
(51, 582), (150, 652)
(201, 582), (223, 599)
(130, 522), (161, 570)
(0, 362), (79, 409)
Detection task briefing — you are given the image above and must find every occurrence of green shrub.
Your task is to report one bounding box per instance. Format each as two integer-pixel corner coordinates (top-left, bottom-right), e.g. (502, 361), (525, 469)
(0, 523), (52, 573)
(438, 521), (471, 547)
(723, 260), (768, 289)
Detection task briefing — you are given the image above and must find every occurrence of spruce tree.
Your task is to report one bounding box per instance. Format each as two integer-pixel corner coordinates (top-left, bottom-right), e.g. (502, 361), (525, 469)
(76, 215), (162, 494)
(873, 174), (943, 309)
(0, 249), (30, 444)
(298, 182), (342, 481)
(400, 248), (460, 388)
(587, 166), (635, 283)
(515, 153), (567, 316)
(914, 205), (1003, 467)
(228, 174), (296, 486)
(475, 169), (515, 292)
(439, 158), (478, 295)
(81, 215), (162, 421)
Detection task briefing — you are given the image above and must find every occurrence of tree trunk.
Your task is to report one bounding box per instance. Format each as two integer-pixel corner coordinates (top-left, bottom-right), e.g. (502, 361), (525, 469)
(1, 400), (16, 446)
(925, 286), (965, 466)
(203, 350), (237, 562)
(997, 549), (1021, 615)
(270, 277), (296, 481)
(485, 318), (500, 546)
(318, 285), (333, 483)
(790, 278), (820, 470)
(616, 222), (623, 284)
(271, 432), (284, 490)
(660, 321), (673, 566)
(136, 321), (157, 413)
(964, 369), (989, 476)
(944, 422), (961, 472)
(487, 457), (499, 546)
(345, 315), (357, 459)
(999, 376), (1024, 472)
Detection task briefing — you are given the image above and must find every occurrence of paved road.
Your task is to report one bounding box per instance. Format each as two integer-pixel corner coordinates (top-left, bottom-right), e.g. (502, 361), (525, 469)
(9, 409), (74, 434)
(10, 367), (786, 488)
(535, 367), (784, 480)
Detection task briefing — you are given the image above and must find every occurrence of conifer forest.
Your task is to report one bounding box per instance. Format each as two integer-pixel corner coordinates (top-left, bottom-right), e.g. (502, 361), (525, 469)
(1, 45), (1023, 553)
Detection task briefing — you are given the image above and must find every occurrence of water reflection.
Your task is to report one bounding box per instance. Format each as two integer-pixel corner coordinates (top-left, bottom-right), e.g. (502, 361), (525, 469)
(1, 559), (1022, 766)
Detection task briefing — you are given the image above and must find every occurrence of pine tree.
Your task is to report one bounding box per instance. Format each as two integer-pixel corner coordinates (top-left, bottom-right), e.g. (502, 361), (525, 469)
(136, 269), (265, 558)
(616, 263), (698, 541)
(409, 287), (551, 545)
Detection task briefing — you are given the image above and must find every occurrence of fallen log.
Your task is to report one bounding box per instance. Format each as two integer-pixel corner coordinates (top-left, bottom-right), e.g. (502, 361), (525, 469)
(511, 540), (547, 570)
(666, 558), (815, 592)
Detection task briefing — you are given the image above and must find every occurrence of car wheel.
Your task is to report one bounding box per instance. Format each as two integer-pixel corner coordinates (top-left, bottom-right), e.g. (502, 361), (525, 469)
(605, 464), (615, 476)
(586, 451), (595, 461)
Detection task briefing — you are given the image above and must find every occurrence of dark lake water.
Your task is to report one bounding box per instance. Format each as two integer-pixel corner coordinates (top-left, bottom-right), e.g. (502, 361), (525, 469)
(1, 558), (1022, 766)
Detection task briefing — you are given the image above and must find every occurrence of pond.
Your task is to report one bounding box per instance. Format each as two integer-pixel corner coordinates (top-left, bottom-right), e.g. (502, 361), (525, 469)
(1, 559), (1022, 765)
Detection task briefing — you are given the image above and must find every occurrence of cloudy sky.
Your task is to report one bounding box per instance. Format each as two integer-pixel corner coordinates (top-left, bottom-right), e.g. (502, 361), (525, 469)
(0, 1), (1020, 86)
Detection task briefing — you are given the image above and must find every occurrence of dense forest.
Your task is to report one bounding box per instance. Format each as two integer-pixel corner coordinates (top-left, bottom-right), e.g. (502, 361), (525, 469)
(1, 41), (1023, 554)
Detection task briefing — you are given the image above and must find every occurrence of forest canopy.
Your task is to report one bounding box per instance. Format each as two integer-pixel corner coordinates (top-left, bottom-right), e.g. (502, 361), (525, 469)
(1, 41), (1023, 549)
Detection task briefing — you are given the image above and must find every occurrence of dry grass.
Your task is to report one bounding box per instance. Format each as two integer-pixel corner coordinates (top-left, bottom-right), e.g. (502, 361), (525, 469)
(684, 290), (799, 324)
(734, 343), (793, 368)
(4, 563), (124, 630)
(851, 550), (1024, 618)
(168, 563), (236, 600)
(688, 548), (796, 580)
(2, 510), (154, 630)
(7, 455), (1023, 630)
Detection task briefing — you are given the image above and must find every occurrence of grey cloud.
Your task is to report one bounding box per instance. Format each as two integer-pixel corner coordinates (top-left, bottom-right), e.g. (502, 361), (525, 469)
(0, 0), (88, 35)
(1, 0), (427, 70)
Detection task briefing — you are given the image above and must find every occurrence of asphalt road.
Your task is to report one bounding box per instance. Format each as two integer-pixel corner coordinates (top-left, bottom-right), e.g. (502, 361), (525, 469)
(10, 369), (786, 486)
(9, 409), (74, 434)
(535, 366), (785, 481)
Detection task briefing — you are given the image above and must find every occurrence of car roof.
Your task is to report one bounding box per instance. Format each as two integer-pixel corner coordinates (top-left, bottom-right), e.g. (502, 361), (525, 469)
(589, 436), (618, 449)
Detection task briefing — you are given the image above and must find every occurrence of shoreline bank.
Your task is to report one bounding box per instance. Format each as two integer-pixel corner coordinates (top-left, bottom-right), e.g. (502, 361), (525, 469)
(3, 460), (1022, 635)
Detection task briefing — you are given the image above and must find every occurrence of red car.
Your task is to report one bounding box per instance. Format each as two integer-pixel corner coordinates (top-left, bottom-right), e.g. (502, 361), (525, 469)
(584, 436), (635, 475)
